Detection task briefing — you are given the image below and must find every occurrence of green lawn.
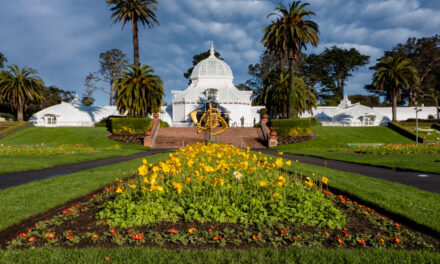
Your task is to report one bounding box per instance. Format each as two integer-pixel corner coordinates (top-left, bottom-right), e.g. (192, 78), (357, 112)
(0, 152), (168, 232)
(0, 248), (438, 264)
(275, 126), (440, 173)
(0, 127), (147, 174)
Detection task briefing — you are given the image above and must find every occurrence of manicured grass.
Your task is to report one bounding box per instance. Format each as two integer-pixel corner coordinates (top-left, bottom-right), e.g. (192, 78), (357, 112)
(0, 152), (168, 232)
(280, 158), (440, 234)
(275, 126), (440, 173)
(0, 127), (147, 174)
(0, 248), (438, 263)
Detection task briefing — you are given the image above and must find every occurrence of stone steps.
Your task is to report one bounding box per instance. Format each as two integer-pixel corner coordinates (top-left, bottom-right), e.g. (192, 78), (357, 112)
(154, 127), (266, 149)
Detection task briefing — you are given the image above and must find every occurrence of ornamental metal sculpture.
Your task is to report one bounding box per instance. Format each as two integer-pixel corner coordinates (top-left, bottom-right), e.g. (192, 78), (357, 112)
(190, 103), (228, 138)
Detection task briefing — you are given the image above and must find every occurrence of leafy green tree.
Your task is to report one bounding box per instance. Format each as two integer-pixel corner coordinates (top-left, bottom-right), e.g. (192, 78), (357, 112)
(85, 49), (129, 105)
(0, 52), (7, 69)
(386, 36), (440, 118)
(262, 1), (319, 118)
(106, 0), (159, 66)
(348, 94), (381, 107)
(0, 65), (45, 121)
(114, 64), (164, 117)
(183, 49), (222, 84)
(369, 56), (418, 121)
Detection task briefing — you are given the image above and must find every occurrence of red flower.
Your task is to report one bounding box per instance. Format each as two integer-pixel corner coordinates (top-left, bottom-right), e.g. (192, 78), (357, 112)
(377, 237), (385, 244)
(18, 233), (27, 237)
(208, 229), (213, 233)
(109, 228), (116, 234)
(392, 237), (401, 244)
(11, 238), (16, 241)
(66, 235), (74, 240)
(280, 229), (288, 234)
(335, 237), (343, 244)
(62, 210), (68, 214)
(341, 231), (349, 238)
(92, 194), (97, 198)
(28, 237), (36, 242)
(167, 229), (178, 235)
(292, 236), (300, 241)
(357, 239), (366, 246)
(127, 229), (134, 234)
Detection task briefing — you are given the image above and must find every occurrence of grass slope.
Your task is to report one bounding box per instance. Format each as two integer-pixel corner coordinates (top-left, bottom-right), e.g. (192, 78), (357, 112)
(0, 127), (147, 174)
(276, 126), (440, 173)
(0, 248), (439, 264)
(0, 153), (168, 232)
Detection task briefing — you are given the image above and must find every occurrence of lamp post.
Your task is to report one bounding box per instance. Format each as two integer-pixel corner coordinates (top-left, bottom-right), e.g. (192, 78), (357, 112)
(414, 102), (422, 144)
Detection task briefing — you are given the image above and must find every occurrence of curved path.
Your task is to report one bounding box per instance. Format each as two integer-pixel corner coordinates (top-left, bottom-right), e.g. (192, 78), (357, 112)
(0, 149), (173, 190)
(260, 149), (440, 194)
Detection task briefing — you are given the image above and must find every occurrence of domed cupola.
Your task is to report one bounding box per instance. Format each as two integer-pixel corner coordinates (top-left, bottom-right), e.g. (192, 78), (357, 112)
(190, 43), (233, 81)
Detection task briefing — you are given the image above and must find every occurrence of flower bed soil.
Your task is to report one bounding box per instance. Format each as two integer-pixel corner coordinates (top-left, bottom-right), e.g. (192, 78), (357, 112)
(108, 134), (145, 145)
(1, 182), (439, 251)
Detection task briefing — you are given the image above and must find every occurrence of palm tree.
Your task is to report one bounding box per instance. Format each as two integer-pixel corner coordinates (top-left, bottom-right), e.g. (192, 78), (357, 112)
(370, 56), (418, 121)
(262, 1), (319, 118)
(106, 0), (159, 66)
(114, 64), (163, 117)
(0, 65), (45, 121)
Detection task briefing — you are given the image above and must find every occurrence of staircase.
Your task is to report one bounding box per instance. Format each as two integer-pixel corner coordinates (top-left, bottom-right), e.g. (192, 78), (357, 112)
(153, 127), (266, 149)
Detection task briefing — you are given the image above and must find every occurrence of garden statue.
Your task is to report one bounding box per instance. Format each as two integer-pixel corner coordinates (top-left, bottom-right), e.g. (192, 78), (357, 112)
(190, 103), (228, 139)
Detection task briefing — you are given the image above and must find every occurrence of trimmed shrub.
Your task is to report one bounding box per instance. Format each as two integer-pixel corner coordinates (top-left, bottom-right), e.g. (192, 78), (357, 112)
(310, 117), (321, 126)
(109, 117), (153, 134)
(159, 120), (170, 128)
(269, 118), (312, 137)
(432, 123), (440, 131)
(388, 122), (424, 143)
(94, 117), (108, 127)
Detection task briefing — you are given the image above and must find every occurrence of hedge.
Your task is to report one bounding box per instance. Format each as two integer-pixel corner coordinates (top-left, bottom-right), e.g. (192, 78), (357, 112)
(432, 123), (440, 131)
(388, 122), (424, 143)
(269, 118), (312, 137)
(159, 120), (170, 128)
(108, 117), (153, 134)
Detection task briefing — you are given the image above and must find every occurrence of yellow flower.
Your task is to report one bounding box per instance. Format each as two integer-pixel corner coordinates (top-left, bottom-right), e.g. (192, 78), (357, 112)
(155, 186), (164, 193)
(159, 162), (170, 173)
(142, 158), (147, 165)
(285, 160), (292, 166)
(275, 157), (283, 168)
(322, 177), (328, 185)
(187, 159), (194, 168)
(272, 192), (280, 198)
(276, 176), (286, 186)
(115, 186), (124, 193)
(138, 165), (148, 176)
(188, 228), (197, 234)
(304, 177), (314, 188)
(152, 166), (160, 173)
(259, 180), (267, 187)
(128, 184), (137, 189)
(278, 151), (283, 155)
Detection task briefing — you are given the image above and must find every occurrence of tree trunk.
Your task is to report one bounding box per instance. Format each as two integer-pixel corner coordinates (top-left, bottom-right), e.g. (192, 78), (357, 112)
(109, 78), (114, 106)
(289, 56), (296, 119)
(17, 101), (24, 121)
(279, 51), (285, 72)
(132, 18), (140, 66)
(392, 90), (398, 122)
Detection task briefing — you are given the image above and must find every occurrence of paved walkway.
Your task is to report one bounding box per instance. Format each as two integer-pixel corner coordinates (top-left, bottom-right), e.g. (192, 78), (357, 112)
(0, 149), (172, 190)
(260, 149), (440, 194)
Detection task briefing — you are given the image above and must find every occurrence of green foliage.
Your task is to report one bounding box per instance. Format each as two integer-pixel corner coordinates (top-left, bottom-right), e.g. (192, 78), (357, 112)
(0, 52), (6, 69)
(114, 64), (164, 117)
(269, 118), (312, 136)
(109, 117), (153, 134)
(159, 120), (169, 128)
(0, 65), (45, 121)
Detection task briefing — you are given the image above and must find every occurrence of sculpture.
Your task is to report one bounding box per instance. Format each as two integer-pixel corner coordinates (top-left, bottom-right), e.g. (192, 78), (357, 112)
(190, 103), (228, 138)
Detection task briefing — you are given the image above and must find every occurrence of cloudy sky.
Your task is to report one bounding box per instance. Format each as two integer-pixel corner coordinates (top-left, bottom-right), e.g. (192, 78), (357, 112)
(1, 0), (439, 106)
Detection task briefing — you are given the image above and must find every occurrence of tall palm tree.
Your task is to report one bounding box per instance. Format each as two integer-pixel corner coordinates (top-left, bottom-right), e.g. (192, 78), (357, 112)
(262, 1), (319, 118)
(106, 0), (159, 66)
(0, 65), (45, 121)
(114, 64), (163, 117)
(370, 56), (418, 121)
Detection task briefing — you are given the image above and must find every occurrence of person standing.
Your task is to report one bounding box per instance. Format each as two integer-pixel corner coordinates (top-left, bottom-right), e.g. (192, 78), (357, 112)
(240, 116), (244, 127)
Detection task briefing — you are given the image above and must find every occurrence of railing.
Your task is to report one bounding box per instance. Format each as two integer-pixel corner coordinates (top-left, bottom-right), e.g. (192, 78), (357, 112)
(151, 118), (161, 147)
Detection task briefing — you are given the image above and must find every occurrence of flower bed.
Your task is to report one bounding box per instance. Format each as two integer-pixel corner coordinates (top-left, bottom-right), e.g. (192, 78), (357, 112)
(329, 143), (440, 155)
(0, 144), (97, 156)
(2, 143), (439, 250)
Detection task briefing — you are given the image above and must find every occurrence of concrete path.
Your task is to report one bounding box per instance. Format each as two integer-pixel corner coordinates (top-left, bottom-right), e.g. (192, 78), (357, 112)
(260, 149), (440, 194)
(0, 149), (172, 190)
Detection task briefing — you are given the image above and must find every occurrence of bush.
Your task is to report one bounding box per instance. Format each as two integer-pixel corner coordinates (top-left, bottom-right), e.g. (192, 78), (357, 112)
(0, 113), (15, 121)
(388, 122), (424, 143)
(94, 117), (108, 127)
(109, 117), (153, 134)
(159, 120), (170, 128)
(254, 122), (261, 128)
(258, 108), (267, 116)
(269, 118), (312, 137)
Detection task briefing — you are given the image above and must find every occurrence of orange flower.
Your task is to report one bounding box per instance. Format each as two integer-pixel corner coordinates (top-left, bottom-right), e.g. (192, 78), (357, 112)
(213, 235), (222, 241)
(280, 229), (288, 234)
(65, 230), (72, 234)
(66, 235), (74, 240)
(167, 229), (178, 235)
(28, 237), (36, 242)
(357, 239), (366, 246)
(185, 177), (192, 183)
(252, 235), (261, 240)
(292, 236), (301, 241)
(109, 228), (116, 234)
(18, 233), (27, 237)
(127, 229), (134, 234)
(392, 237), (401, 244)
(132, 234), (143, 240)
(377, 237), (385, 244)
(188, 228), (197, 234)
(324, 232), (329, 237)
(92, 234), (100, 239)
(45, 233), (54, 239)
(336, 238), (343, 244)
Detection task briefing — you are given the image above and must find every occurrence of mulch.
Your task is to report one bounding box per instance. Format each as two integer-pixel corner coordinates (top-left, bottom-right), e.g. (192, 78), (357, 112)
(277, 133), (316, 145)
(108, 133), (145, 145)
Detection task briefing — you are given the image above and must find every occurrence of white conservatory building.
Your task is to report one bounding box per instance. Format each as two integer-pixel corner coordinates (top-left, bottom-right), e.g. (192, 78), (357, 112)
(29, 97), (120, 127)
(159, 44), (264, 127)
